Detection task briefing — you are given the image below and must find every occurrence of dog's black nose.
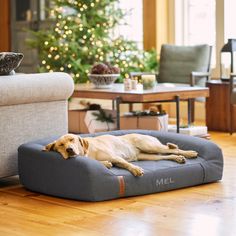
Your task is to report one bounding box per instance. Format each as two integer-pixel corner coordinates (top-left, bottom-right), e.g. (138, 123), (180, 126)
(66, 148), (73, 153)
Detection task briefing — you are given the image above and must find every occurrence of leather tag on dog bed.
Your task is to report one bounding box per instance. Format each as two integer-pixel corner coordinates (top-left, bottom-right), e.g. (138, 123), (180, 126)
(117, 176), (125, 197)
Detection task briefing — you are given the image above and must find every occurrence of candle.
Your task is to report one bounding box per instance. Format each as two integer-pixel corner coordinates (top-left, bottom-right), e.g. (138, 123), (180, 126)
(141, 75), (156, 90)
(124, 78), (132, 91)
(136, 83), (143, 91)
(131, 78), (138, 90)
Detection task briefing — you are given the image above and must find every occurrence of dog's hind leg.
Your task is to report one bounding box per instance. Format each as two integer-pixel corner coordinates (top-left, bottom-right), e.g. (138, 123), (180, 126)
(158, 147), (198, 159)
(135, 136), (198, 159)
(137, 153), (186, 164)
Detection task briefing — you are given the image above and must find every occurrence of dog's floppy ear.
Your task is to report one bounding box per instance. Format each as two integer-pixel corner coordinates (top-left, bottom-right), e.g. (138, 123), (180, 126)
(43, 141), (56, 152)
(78, 137), (89, 155)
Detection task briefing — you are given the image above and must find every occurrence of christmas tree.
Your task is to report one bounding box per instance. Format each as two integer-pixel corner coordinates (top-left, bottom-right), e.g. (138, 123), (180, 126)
(29, 0), (158, 83)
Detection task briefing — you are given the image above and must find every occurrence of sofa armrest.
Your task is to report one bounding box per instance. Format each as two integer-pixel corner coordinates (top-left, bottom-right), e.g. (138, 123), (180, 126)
(0, 72), (74, 106)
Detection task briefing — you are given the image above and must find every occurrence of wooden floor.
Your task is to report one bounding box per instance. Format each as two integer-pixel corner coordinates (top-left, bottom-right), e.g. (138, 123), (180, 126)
(0, 132), (236, 236)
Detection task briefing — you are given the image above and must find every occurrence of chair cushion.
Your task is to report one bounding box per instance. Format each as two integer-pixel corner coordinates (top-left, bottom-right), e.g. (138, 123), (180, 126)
(159, 44), (211, 85)
(18, 130), (223, 202)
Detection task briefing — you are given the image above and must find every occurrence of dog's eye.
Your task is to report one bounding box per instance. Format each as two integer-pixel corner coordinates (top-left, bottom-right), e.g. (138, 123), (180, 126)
(59, 143), (64, 147)
(69, 138), (74, 142)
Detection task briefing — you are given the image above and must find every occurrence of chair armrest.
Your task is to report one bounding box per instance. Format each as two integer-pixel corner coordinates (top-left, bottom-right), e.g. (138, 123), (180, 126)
(0, 72), (74, 106)
(190, 71), (211, 86)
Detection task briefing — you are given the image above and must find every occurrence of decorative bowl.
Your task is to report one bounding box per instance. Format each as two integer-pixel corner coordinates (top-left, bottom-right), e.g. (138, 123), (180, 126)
(88, 74), (120, 89)
(0, 52), (24, 75)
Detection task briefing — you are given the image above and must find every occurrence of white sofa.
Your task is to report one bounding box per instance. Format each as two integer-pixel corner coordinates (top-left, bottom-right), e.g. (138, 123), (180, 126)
(0, 72), (74, 178)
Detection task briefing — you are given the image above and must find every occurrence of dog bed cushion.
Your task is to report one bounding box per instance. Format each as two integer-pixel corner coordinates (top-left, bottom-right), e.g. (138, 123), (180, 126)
(18, 130), (223, 201)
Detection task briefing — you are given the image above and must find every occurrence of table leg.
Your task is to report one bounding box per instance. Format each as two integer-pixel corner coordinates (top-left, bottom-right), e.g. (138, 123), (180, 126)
(187, 99), (192, 126)
(175, 96), (180, 133)
(112, 100), (115, 110)
(115, 97), (122, 130)
(129, 104), (133, 112)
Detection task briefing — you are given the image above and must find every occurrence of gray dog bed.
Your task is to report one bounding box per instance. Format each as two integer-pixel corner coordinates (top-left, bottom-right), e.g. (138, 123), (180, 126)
(18, 130), (223, 201)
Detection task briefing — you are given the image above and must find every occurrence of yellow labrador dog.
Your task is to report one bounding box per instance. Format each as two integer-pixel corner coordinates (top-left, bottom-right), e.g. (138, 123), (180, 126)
(44, 133), (198, 176)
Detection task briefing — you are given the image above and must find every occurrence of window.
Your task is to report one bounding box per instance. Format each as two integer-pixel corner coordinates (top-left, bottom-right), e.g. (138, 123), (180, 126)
(175, 0), (216, 66)
(113, 0), (143, 48)
(186, 0), (215, 46)
(225, 0), (236, 41)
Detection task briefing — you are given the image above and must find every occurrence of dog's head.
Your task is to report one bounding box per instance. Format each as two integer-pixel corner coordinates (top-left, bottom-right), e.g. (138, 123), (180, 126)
(43, 134), (89, 159)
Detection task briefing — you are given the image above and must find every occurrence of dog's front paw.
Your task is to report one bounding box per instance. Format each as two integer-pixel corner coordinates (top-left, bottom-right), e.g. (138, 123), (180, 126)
(102, 161), (113, 169)
(174, 155), (186, 164)
(183, 150), (198, 159)
(131, 165), (144, 177)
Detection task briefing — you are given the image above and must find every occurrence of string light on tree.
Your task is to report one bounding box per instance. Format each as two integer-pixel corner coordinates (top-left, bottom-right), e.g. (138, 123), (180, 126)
(54, 55), (60, 60)
(30, 0), (158, 83)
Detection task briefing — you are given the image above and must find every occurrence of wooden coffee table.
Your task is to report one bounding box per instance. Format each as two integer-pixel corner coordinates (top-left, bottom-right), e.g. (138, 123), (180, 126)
(72, 83), (209, 133)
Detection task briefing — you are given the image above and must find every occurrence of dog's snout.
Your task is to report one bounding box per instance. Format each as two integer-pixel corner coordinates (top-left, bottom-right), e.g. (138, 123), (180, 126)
(66, 147), (73, 153)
